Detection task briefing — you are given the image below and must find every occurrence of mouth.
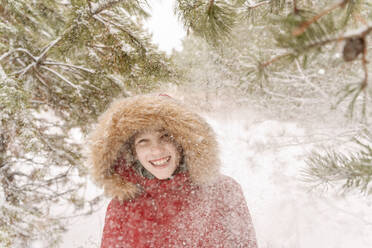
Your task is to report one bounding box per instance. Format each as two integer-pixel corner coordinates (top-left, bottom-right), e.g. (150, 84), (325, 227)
(149, 156), (171, 168)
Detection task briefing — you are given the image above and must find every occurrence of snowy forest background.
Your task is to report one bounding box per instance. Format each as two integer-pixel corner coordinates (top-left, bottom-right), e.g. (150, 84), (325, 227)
(1, 0), (371, 247)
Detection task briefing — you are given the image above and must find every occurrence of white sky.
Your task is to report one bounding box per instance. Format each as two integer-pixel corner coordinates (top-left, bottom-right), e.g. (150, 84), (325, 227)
(145, 0), (186, 54)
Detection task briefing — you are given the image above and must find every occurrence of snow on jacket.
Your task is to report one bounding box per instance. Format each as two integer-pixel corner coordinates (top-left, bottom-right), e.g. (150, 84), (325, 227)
(87, 95), (257, 248)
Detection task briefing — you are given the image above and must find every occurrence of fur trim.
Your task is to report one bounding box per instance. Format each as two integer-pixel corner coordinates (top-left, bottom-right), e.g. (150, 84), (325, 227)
(87, 94), (220, 201)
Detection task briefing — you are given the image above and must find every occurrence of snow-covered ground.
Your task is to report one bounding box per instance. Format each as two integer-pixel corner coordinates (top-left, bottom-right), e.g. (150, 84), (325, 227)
(61, 105), (372, 248)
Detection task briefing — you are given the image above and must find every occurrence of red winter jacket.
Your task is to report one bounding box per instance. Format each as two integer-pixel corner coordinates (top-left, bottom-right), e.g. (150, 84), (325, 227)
(101, 164), (257, 248)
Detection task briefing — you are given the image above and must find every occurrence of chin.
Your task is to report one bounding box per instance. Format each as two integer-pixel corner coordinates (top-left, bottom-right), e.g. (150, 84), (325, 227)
(154, 172), (173, 180)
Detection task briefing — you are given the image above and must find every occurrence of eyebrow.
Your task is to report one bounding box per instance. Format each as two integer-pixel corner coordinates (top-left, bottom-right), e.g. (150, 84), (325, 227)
(134, 129), (168, 143)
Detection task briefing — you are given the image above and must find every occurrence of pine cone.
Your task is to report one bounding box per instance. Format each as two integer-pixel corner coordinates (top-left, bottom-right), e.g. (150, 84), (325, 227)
(343, 37), (365, 62)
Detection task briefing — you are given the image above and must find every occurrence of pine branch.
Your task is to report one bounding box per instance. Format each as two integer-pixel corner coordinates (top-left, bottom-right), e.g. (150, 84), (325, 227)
(175, 0), (237, 44)
(42, 60), (95, 73)
(292, 0), (350, 36)
(34, 68), (50, 88)
(25, 116), (81, 166)
(91, 0), (125, 15)
(1, 38), (63, 66)
(240, 0), (290, 21)
(0, 48), (37, 61)
(2, 38), (72, 80)
(303, 132), (372, 195)
(294, 59), (328, 98)
(264, 28), (370, 65)
(262, 26), (371, 68)
(11, 62), (35, 76)
(260, 53), (293, 67)
(36, 37), (63, 63)
(246, 0), (271, 9)
(40, 65), (82, 95)
(93, 14), (145, 51)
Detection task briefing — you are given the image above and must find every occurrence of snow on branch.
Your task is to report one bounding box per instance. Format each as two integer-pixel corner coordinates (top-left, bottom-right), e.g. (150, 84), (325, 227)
(34, 69), (50, 88)
(40, 66), (82, 96)
(36, 37), (63, 62)
(0, 48), (37, 61)
(90, 0), (125, 15)
(245, 0), (271, 10)
(12, 62), (36, 76)
(43, 60), (95, 73)
(1, 37), (62, 65)
(92, 14), (145, 51)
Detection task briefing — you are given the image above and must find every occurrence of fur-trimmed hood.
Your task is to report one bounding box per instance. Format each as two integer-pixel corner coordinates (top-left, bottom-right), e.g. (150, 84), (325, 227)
(87, 94), (220, 201)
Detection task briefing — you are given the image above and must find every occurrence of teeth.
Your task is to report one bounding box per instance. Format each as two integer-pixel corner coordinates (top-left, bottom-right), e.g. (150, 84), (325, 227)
(150, 157), (170, 166)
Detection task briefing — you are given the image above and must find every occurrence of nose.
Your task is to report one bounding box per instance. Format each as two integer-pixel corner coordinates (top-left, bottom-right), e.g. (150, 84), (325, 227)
(149, 141), (164, 155)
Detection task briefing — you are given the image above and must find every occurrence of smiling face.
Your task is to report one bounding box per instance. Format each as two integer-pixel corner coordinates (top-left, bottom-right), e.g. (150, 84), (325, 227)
(134, 129), (181, 180)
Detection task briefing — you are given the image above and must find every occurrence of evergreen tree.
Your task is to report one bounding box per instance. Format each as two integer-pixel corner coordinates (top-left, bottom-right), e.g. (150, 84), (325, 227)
(174, 0), (372, 195)
(1, 0), (372, 246)
(0, 0), (174, 246)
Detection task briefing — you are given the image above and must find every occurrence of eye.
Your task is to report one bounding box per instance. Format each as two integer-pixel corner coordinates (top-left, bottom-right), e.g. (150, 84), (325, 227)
(160, 132), (171, 140)
(161, 133), (169, 138)
(135, 138), (148, 146)
(160, 132), (174, 143)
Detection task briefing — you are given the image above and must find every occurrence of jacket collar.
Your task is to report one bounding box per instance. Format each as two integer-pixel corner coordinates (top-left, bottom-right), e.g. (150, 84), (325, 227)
(115, 158), (194, 197)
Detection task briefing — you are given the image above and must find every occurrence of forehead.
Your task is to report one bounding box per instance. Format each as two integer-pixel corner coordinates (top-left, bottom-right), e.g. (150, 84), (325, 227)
(134, 128), (166, 139)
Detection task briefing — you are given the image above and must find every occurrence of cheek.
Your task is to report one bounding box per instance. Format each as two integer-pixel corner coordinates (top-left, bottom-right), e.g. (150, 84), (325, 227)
(166, 144), (180, 161)
(135, 147), (147, 161)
